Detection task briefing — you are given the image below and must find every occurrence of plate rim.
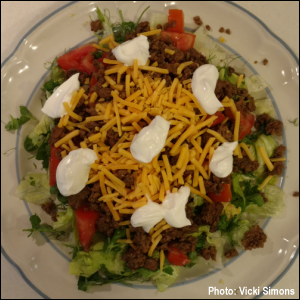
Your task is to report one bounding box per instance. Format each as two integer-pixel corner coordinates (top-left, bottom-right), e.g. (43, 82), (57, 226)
(1, 1), (299, 299)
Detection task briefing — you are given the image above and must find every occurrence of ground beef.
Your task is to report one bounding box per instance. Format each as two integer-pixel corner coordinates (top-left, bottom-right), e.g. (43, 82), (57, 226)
(263, 59), (268, 65)
(206, 25), (211, 31)
(122, 249), (146, 270)
(93, 60), (105, 72)
(68, 186), (91, 210)
(180, 63), (199, 82)
(293, 192), (299, 197)
(268, 161), (285, 176)
(185, 48), (208, 65)
(41, 201), (57, 218)
(225, 29), (231, 35)
(65, 69), (88, 85)
(162, 74), (172, 87)
(160, 224), (199, 244)
(115, 170), (135, 188)
(224, 249), (238, 259)
(105, 128), (119, 147)
(272, 145), (286, 158)
(171, 236), (198, 254)
(255, 113), (271, 131)
(79, 129), (87, 139)
(85, 106), (98, 116)
(49, 125), (68, 145)
(163, 20), (176, 31)
(160, 148), (179, 166)
(55, 149), (63, 161)
(194, 202), (223, 232)
(88, 182), (102, 203)
(85, 121), (103, 133)
(193, 16), (203, 26)
(144, 259), (158, 271)
(132, 228), (152, 254)
(90, 19), (103, 32)
(265, 120), (283, 136)
(199, 246), (217, 261)
(233, 151), (260, 174)
(204, 174), (231, 196)
(217, 124), (234, 142)
(215, 79), (238, 100)
(219, 27), (225, 33)
(156, 243), (169, 251)
(259, 192), (269, 203)
(106, 50), (116, 60)
(156, 24), (162, 30)
(125, 31), (137, 41)
(241, 224), (267, 250)
(136, 21), (150, 34)
(235, 98), (253, 115)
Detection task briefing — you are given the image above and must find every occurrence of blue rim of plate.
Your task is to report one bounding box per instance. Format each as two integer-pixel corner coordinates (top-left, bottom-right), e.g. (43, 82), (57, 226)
(1, 1), (298, 299)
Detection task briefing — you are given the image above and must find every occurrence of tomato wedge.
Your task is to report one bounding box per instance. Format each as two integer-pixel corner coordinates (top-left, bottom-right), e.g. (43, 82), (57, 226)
(167, 9), (184, 33)
(57, 44), (98, 74)
(75, 208), (100, 252)
(49, 145), (61, 187)
(206, 111), (226, 127)
(161, 31), (196, 51)
(207, 184), (232, 203)
(224, 108), (255, 140)
(167, 246), (191, 266)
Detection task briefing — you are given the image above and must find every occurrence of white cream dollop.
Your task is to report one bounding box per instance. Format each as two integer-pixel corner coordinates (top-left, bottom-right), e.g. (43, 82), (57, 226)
(191, 64), (223, 115)
(112, 35), (150, 66)
(162, 186), (191, 228)
(130, 196), (165, 233)
(131, 187), (192, 232)
(56, 148), (97, 196)
(130, 116), (170, 163)
(41, 73), (80, 118)
(209, 142), (238, 178)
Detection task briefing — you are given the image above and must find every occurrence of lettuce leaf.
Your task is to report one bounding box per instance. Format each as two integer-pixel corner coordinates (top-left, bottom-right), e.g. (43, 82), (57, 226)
(254, 98), (277, 119)
(228, 219), (254, 248)
(15, 173), (51, 205)
(53, 206), (74, 232)
(245, 185), (284, 217)
(151, 265), (180, 292)
(149, 12), (168, 29)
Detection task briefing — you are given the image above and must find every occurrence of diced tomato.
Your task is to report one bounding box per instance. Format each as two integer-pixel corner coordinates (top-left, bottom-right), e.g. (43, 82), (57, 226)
(207, 184), (232, 203)
(75, 207), (100, 252)
(89, 74), (98, 91)
(57, 44), (98, 74)
(49, 145), (61, 187)
(97, 52), (107, 66)
(167, 246), (191, 266)
(167, 9), (184, 33)
(224, 108), (255, 140)
(161, 31), (196, 51)
(206, 111), (226, 127)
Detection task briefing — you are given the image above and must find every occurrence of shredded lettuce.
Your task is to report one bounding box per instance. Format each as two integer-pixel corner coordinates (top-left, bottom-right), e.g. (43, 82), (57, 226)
(189, 193), (204, 208)
(245, 185), (284, 217)
(228, 219), (254, 248)
(254, 98), (277, 119)
(151, 266), (180, 292)
(244, 75), (269, 94)
(254, 134), (278, 176)
(15, 173), (51, 205)
(149, 12), (168, 29)
(53, 206), (74, 232)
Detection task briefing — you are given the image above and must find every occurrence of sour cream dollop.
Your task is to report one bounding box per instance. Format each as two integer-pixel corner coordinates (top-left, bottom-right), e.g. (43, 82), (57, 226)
(131, 187), (192, 232)
(56, 148), (97, 196)
(130, 116), (170, 163)
(130, 196), (165, 233)
(41, 73), (80, 118)
(162, 186), (191, 228)
(209, 142), (238, 178)
(112, 35), (150, 66)
(191, 65), (223, 115)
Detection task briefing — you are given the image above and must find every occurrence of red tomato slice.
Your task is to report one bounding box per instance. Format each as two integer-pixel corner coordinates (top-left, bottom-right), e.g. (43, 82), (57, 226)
(207, 184), (232, 203)
(49, 145), (61, 187)
(161, 31), (196, 51)
(167, 9), (184, 33)
(206, 111), (226, 127)
(80, 53), (97, 74)
(75, 208), (100, 252)
(224, 108), (255, 140)
(167, 246), (191, 266)
(57, 44), (97, 74)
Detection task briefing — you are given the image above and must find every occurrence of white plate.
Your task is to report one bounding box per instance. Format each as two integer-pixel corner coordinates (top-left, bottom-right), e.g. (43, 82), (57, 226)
(1, 1), (299, 299)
